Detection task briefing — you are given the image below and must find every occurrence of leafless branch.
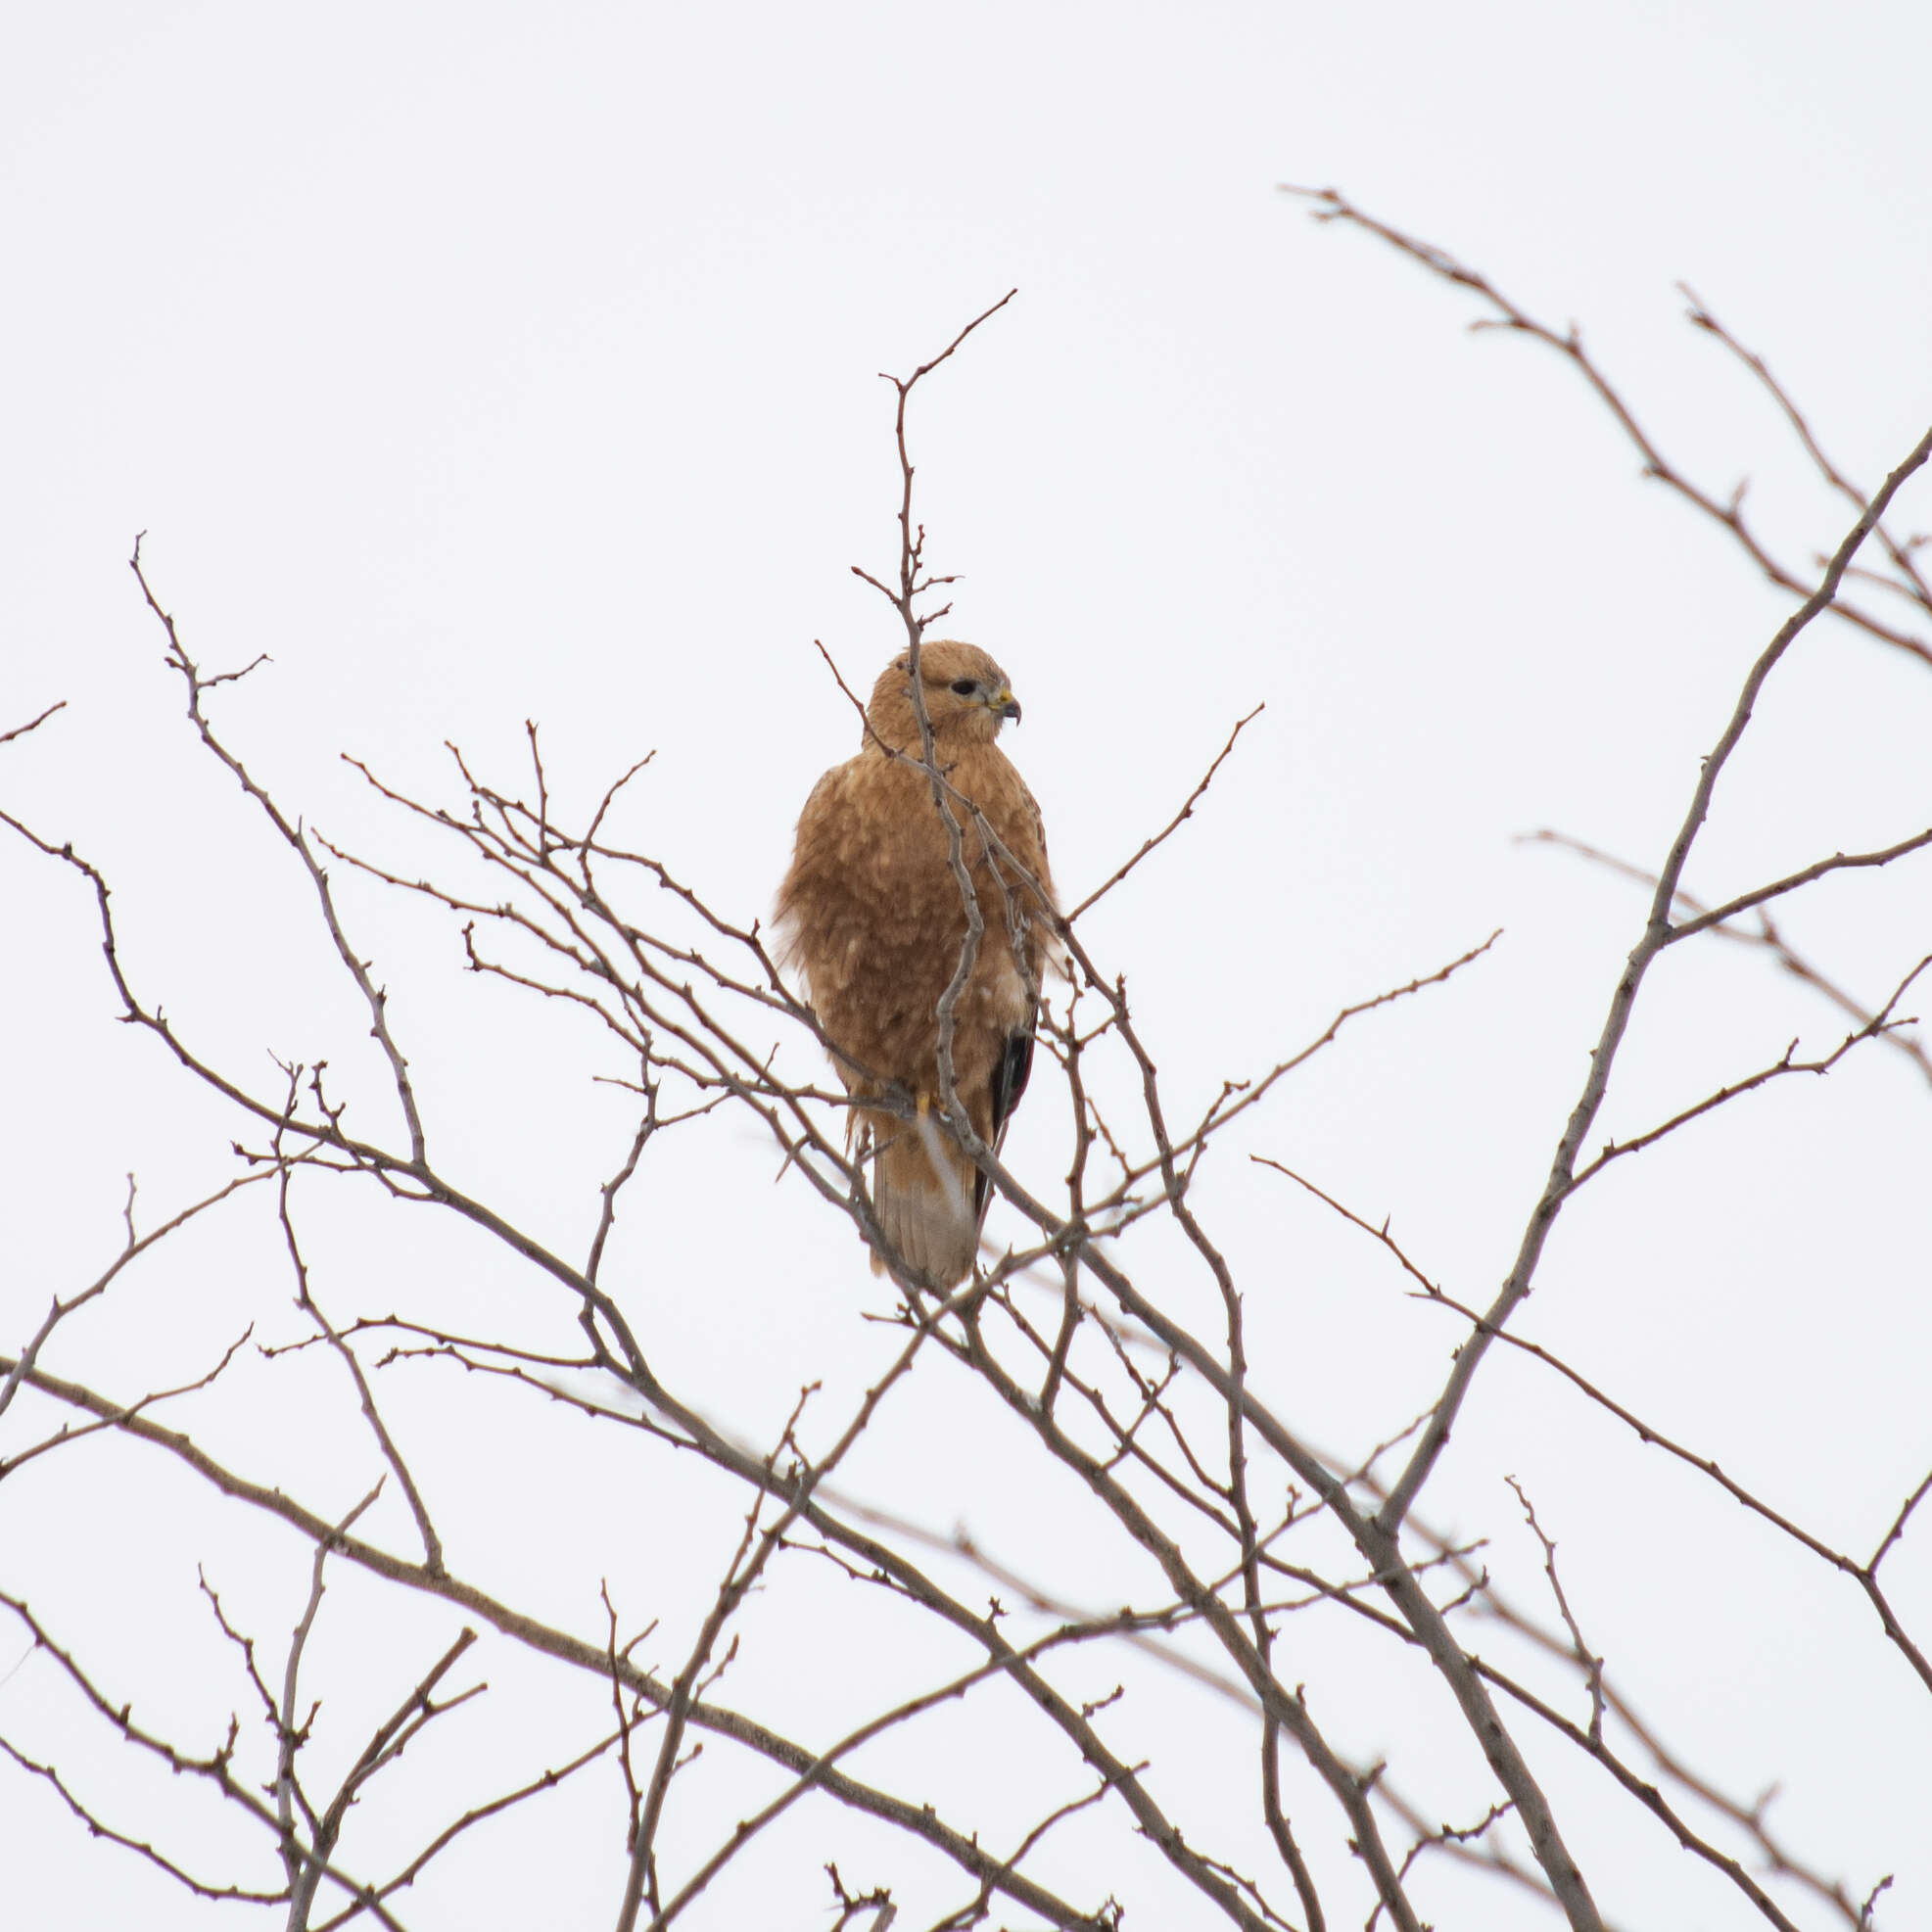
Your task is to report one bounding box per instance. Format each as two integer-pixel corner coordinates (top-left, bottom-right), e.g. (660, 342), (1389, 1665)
(1280, 185), (1932, 669)
(5, 232), (1926, 1932)
(1065, 703), (1265, 920)
(1374, 399), (1932, 1539)
(1522, 828), (1932, 1087)
(0, 700), (69, 746)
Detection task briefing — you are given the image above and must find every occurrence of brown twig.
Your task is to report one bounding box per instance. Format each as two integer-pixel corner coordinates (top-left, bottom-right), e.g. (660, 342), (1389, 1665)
(1280, 186), (1932, 670)
(1522, 828), (1932, 1087)
(1065, 703), (1265, 920)
(0, 700), (69, 746)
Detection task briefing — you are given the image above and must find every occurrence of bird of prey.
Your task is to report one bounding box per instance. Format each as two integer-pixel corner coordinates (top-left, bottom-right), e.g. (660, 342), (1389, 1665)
(777, 641), (1058, 1287)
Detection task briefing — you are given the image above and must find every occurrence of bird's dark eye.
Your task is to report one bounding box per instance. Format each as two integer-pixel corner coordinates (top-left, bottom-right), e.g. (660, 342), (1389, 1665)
(949, 679), (977, 696)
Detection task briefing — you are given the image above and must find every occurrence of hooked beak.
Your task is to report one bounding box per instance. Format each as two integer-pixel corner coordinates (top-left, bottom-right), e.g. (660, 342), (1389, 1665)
(993, 686), (1021, 724)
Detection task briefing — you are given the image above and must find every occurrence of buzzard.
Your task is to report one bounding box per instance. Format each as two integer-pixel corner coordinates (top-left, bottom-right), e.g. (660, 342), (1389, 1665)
(777, 642), (1057, 1286)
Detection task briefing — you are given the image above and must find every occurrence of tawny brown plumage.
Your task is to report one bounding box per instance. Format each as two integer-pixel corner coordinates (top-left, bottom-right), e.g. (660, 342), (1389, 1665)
(777, 642), (1058, 1286)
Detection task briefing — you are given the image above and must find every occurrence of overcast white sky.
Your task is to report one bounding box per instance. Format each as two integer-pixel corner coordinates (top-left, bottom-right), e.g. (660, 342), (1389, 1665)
(4, 4), (1930, 1927)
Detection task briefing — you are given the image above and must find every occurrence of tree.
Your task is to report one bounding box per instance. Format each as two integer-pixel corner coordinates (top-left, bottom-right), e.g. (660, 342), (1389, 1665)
(3, 190), (1929, 1930)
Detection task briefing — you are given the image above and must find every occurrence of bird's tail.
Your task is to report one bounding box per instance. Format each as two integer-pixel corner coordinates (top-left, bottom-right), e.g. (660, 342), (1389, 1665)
(868, 1105), (978, 1288)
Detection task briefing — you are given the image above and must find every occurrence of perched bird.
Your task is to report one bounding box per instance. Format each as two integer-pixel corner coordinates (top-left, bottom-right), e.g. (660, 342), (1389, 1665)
(777, 641), (1058, 1287)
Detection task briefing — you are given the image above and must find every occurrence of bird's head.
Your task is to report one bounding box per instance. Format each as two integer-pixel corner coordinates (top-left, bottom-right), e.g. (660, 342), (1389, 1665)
(866, 640), (1021, 751)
